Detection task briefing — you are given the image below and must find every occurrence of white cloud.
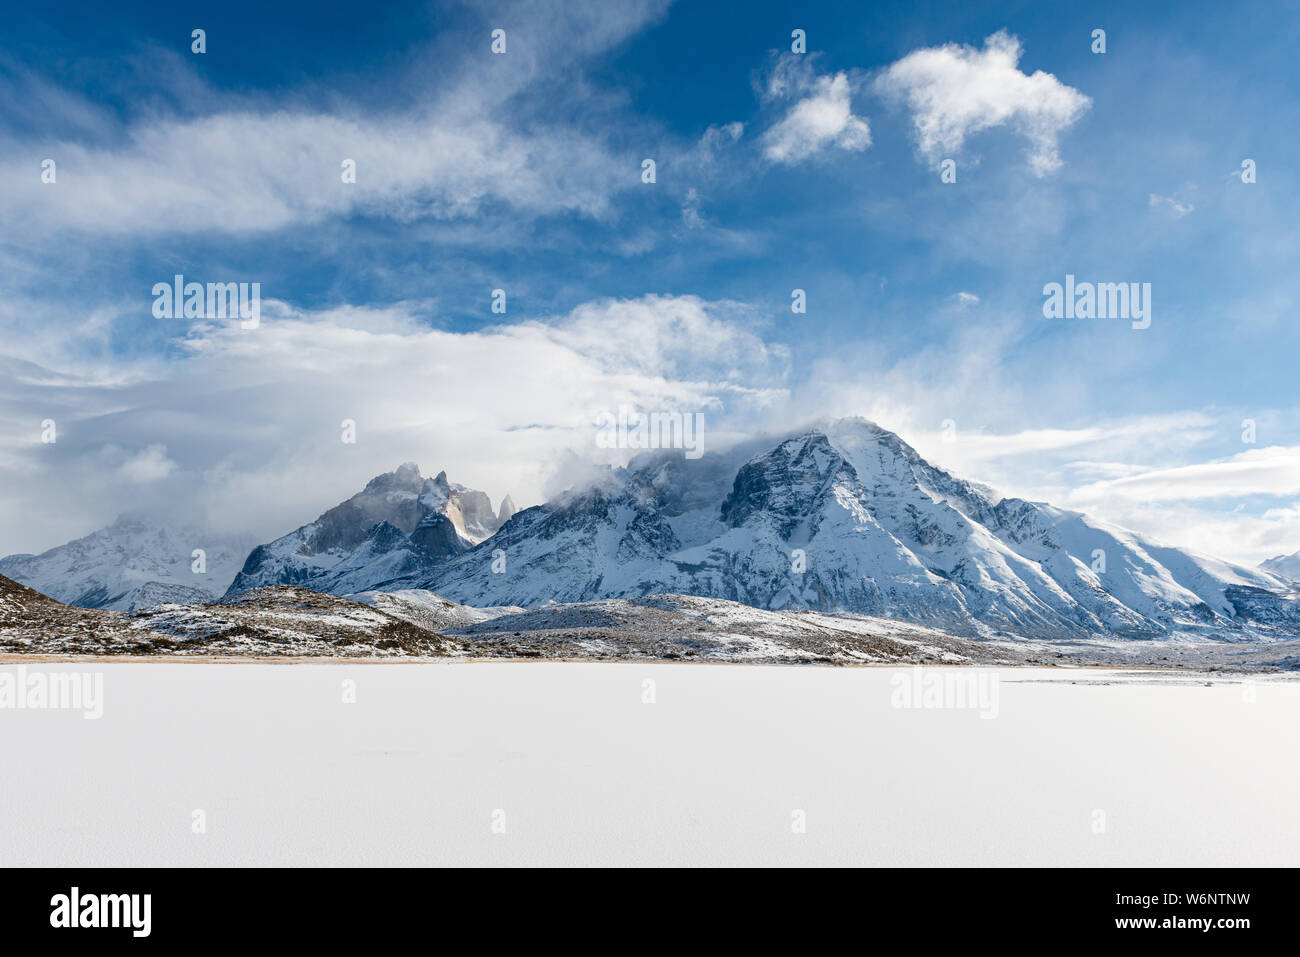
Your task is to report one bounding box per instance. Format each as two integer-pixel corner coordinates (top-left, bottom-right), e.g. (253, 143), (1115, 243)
(1064, 499), (1300, 568)
(116, 444), (177, 483)
(1068, 445), (1300, 504)
(874, 30), (1090, 176)
(911, 421), (1300, 564)
(681, 188), (705, 228)
(0, 0), (673, 238)
(697, 122), (744, 158)
(921, 415), (1216, 467)
(2, 281), (1294, 568)
(1149, 193), (1194, 217)
(0, 296), (789, 553)
(1, 109), (631, 236)
(761, 62), (871, 165)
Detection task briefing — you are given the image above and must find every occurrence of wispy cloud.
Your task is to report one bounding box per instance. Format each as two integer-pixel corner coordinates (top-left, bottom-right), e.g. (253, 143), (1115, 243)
(2, 108), (632, 237)
(1148, 193), (1195, 217)
(1068, 445), (1300, 503)
(0, 0), (673, 238)
(115, 443), (177, 483)
(760, 57), (871, 164)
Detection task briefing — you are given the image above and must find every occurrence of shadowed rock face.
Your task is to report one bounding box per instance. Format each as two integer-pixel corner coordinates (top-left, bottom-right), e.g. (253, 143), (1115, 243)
(223, 464), (510, 599)
(411, 513), (470, 557)
(305, 463), (430, 551)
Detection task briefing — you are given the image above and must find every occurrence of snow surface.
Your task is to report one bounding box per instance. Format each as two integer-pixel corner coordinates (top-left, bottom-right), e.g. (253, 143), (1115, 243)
(2, 661), (1297, 866)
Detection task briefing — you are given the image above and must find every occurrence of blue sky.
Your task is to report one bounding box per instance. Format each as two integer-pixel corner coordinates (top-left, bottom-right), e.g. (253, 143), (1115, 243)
(1, 0), (1298, 564)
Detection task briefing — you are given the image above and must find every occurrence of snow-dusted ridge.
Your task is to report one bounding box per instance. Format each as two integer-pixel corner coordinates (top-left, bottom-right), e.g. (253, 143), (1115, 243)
(6, 576), (1300, 670)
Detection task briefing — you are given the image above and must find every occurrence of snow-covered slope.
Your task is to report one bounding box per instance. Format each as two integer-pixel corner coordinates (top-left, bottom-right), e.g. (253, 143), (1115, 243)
(223, 464), (511, 599)
(417, 418), (1299, 641)
(0, 515), (245, 611)
(1262, 551), (1300, 581)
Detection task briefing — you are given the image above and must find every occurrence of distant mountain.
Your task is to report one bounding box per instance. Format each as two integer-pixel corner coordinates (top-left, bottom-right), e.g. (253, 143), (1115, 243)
(415, 418), (1300, 641)
(223, 464), (512, 598)
(0, 515), (245, 611)
(1261, 552), (1300, 581)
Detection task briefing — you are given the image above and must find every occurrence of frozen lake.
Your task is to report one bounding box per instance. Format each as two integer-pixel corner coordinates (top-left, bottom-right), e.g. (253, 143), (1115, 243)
(2, 661), (1297, 866)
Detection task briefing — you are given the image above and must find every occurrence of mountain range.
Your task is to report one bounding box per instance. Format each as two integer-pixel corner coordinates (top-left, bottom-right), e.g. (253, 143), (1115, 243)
(4, 418), (1298, 642)
(404, 419), (1299, 641)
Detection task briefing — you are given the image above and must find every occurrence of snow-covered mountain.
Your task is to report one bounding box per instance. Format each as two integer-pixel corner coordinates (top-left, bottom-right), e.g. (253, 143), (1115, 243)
(415, 418), (1300, 641)
(0, 514), (245, 611)
(1261, 551), (1300, 581)
(15, 420), (1294, 642)
(223, 464), (512, 598)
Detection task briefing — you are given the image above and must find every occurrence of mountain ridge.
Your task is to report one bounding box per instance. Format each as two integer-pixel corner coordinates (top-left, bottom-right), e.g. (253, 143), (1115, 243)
(412, 418), (1298, 641)
(4, 418), (1296, 642)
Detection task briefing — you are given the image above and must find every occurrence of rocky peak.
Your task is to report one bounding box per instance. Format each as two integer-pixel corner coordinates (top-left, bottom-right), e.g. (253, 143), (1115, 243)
(222, 465), (510, 598)
(364, 462), (425, 495)
(720, 432), (854, 534)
